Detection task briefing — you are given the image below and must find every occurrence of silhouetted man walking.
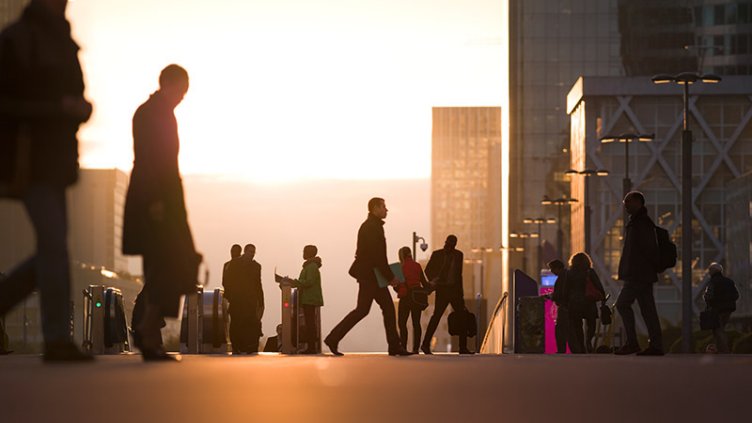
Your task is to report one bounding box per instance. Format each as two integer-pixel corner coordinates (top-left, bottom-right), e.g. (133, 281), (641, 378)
(325, 197), (409, 356)
(422, 235), (473, 354)
(0, 0), (92, 361)
(123, 64), (200, 361)
(615, 191), (663, 356)
(224, 244), (264, 354)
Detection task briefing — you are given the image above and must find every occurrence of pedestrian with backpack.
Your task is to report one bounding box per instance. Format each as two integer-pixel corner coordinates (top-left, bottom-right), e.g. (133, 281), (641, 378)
(564, 253), (605, 353)
(703, 263), (740, 353)
(615, 191), (665, 356)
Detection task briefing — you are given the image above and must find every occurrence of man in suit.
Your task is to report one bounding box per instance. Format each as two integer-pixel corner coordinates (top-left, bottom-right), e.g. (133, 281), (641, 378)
(324, 197), (409, 356)
(422, 235), (473, 354)
(225, 244), (264, 354)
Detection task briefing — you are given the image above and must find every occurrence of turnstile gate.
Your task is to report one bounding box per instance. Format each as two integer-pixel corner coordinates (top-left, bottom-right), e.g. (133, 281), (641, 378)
(82, 285), (130, 354)
(180, 286), (229, 354)
(279, 280), (321, 354)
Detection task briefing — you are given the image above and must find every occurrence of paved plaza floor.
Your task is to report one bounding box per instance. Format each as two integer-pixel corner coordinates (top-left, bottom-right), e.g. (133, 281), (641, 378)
(1, 352), (749, 422)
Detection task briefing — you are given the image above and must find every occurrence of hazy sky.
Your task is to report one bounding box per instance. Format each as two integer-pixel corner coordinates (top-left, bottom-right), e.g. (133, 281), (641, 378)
(181, 177), (431, 351)
(67, 0), (503, 182)
(57, 0), (503, 351)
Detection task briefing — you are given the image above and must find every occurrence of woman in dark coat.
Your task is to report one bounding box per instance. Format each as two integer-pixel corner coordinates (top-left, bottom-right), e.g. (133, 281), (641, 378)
(122, 65), (200, 361)
(565, 252), (605, 353)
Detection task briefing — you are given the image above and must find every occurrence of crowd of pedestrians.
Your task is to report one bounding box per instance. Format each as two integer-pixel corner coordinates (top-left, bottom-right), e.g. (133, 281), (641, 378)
(0, 0), (743, 361)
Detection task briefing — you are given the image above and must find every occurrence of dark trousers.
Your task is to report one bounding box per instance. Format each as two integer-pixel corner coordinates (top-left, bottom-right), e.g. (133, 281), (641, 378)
(229, 305), (261, 353)
(713, 312), (732, 353)
(423, 291), (468, 351)
(585, 315), (597, 353)
(568, 311), (586, 354)
(555, 307), (569, 353)
(616, 282), (663, 350)
(327, 279), (402, 350)
(398, 297), (422, 352)
(567, 310), (597, 353)
(0, 185), (71, 344)
(301, 304), (319, 350)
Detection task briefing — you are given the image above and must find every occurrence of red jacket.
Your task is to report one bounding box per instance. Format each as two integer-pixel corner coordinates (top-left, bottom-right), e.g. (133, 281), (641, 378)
(397, 259), (427, 298)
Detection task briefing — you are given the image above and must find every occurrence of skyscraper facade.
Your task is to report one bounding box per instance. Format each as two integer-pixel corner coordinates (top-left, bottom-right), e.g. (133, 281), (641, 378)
(431, 106), (502, 327)
(507, 0), (624, 268)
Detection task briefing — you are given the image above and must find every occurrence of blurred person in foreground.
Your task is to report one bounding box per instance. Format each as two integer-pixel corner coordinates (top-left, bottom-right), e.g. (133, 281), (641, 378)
(0, 0), (92, 362)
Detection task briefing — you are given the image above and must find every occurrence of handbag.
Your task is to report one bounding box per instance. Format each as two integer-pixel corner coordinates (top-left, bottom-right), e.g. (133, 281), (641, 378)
(700, 309), (720, 330)
(410, 288), (430, 311)
(585, 273), (605, 302)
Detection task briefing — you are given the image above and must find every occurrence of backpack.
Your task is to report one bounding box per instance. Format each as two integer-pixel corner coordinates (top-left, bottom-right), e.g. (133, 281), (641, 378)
(654, 225), (677, 272)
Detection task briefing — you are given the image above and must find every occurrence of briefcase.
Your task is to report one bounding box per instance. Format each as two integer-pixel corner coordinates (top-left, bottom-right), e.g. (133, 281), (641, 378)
(447, 311), (464, 336)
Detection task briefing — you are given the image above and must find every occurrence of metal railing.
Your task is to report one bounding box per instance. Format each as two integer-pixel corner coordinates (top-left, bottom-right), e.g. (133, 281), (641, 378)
(480, 292), (509, 354)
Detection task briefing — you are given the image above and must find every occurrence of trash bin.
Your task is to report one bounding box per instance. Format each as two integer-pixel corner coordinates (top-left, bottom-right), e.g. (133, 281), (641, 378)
(517, 296), (545, 354)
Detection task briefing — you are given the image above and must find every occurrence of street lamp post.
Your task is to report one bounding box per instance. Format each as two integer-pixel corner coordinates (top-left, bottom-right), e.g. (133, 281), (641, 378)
(565, 169), (609, 254)
(412, 232), (428, 261)
(600, 133), (654, 198)
(522, 218), (556, 280)
(600, 133), (655, 224)
(510, 232), (537, 275)
(466, 253), (487, 353)
(542, 196), (579, 260)
(652, 72), (721, 353)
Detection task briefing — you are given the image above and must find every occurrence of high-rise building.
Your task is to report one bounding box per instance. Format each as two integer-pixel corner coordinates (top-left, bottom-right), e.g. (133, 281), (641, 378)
(619, 0), (752, 77)
(619, 0), (697, 76)
(431, 106), (501, 349)
(567, 75), (752, 324)
(725, 171), (752, 316)
(68, 168), (131, 272)
(506, 0), (624, 269)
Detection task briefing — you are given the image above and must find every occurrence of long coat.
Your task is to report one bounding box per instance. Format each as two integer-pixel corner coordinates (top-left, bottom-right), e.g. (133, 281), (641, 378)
(0, 3), (87, 188)
(122, 92), (198, 317)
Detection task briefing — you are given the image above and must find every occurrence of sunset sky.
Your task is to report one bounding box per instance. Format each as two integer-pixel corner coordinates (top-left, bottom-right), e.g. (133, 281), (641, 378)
(67, 0), (503, 182)
(56, 0), (506, 351)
